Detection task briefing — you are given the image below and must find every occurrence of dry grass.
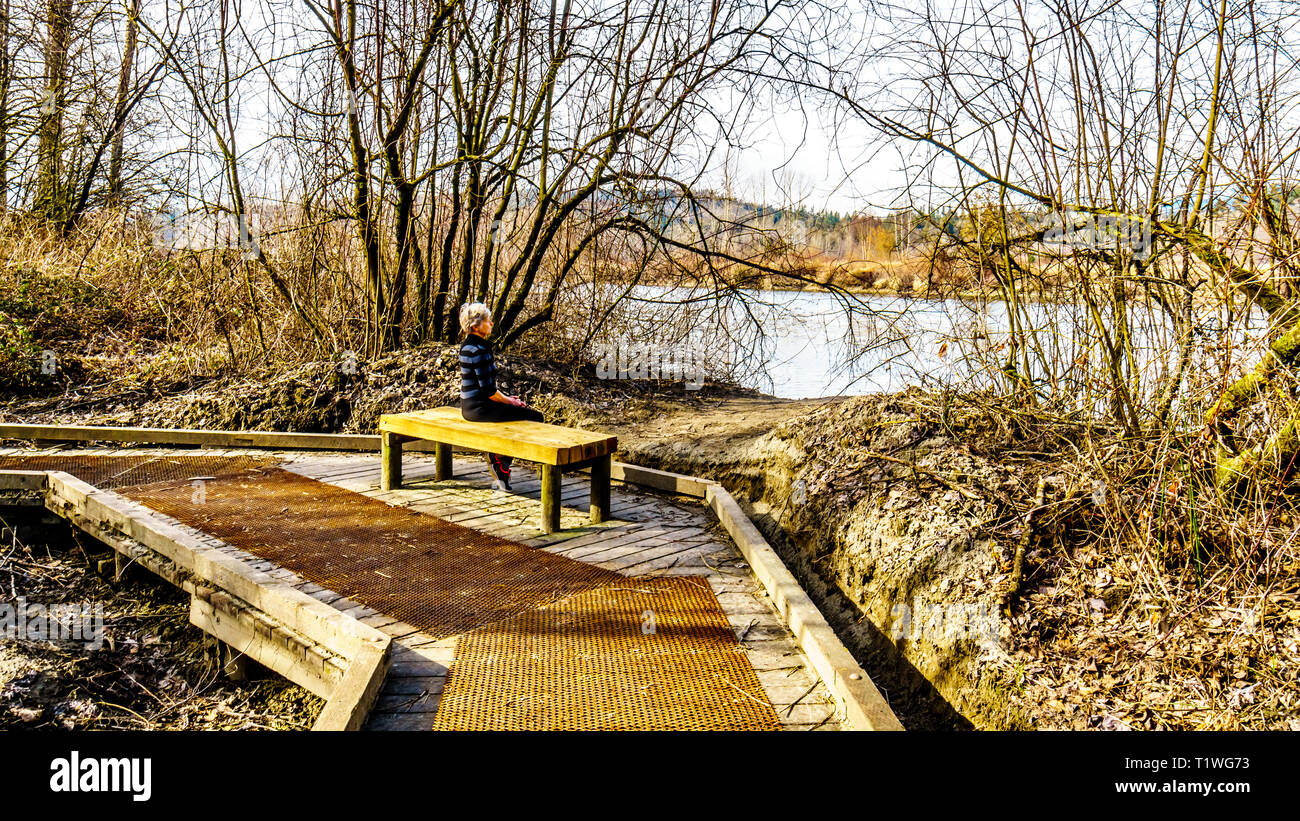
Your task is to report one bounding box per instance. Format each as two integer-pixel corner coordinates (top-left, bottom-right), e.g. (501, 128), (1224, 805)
(926, 393), (1300, 730)
(770, 388), (1298, 729)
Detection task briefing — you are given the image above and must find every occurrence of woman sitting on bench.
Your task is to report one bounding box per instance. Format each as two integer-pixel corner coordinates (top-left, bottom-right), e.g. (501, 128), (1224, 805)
(458, 302), (544, 490)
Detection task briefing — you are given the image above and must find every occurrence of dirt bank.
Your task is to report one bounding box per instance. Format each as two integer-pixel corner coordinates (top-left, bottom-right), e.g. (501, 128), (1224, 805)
(0, 342), (761, 432)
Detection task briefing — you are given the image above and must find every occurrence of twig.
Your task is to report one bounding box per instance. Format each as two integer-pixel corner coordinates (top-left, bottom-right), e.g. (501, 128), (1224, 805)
(1003, 476), (1048, 615)
(863, 450), (982, 499)
(783, 682), (819, 717)
(738, 618), (758, 642)
(698, 549), (746, 577)
(805, 711), (834, 730)
(714, 673), (772, 709)
(94, 700), (157, 729)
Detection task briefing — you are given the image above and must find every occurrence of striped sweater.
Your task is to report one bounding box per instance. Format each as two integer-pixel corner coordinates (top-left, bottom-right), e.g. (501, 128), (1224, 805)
(459, 333), (498, 402)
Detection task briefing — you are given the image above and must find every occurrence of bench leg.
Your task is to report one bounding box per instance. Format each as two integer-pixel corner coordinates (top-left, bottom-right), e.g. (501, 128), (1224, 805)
(590, 455), (611, 523)
(540, 464), (561, 534)
(435, 442), (452, 480)
(381, 431), (403, 490)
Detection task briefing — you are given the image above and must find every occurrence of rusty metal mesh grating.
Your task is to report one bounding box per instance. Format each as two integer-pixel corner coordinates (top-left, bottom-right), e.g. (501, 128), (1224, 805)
(432, 576), (781, 731)
(0, 453), (622, 637)
(0, 453), (275, 489)
(119, 467), (623, 637)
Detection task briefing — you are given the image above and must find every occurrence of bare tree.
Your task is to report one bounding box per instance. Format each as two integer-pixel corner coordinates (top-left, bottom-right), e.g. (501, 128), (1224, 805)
(819, 0), (1300, 494)
(266, 0), (851, 355)
(107, 0), (140, 202)
(33, 0), (72, 222)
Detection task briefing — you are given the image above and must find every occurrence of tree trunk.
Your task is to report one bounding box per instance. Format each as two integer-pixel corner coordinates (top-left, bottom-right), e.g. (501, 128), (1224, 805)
(107, 0), (140, 203)
(35, 0), (73, 223)
(0, 0), (11, 213)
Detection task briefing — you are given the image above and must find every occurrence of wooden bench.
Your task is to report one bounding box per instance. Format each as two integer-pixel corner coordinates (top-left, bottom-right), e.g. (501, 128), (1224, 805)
(377, 407), (618, 533)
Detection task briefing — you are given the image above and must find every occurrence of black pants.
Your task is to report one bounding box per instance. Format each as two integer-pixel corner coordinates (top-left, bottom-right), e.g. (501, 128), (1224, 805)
(460, 399), (544, 474)
(460, 398), (544, 424)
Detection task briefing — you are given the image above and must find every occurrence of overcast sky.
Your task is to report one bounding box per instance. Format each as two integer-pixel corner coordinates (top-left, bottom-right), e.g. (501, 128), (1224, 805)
(713, 101), (896, 215)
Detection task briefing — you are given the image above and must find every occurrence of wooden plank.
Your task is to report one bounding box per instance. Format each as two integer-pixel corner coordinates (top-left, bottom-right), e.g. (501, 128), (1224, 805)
(379, 408), (616, 466)
(372, 692), (442, 714)
(541, 523), (645, 554)
(778, 703), (839, 724)
(565, 533), (681, 565)
(383, 415), (567, 465)
(704, 575), (759, 594)
(610, 462), (714, 498)
(393, 478), (598, 535)
(762, 682), (827, 706)
(392, 641), (455, 663)
(365, 712), (435, 731)
(539, 464), (560, 534)
(714, 592), (773, 615)
(615, 544), (728, 574)
(358, 614), (399, 631)
(0, 423), (385, 451)
(0, 470), (49, 491)
(755, 664), (819, 688)
(590, 455), (611, 523)
(436, 502), (540, 530)
(189, 595), (338, 699)
(380, 431), (403, 490)
(548, 524), (660, 557)
(521, 524), (613, 549)
(286, 461), (380, 482)
(627, 556), (722, 579)
(387, 659), (450, 677)
(779, 719), (840, 732)
(380, 676), (446, 696)
(389, 640), (455, 659)
(742, 648), (810, 671)
(609, 498), (674, 522)
(403, 408), (615, 451)
(313, 640), (392, 731)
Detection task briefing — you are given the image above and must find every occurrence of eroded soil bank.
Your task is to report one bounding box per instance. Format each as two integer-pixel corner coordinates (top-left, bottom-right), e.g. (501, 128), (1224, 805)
(3, 344), (1297, 730)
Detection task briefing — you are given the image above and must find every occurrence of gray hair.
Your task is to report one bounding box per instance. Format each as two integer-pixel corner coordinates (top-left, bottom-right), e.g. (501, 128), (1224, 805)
(459, 302), (492, 335)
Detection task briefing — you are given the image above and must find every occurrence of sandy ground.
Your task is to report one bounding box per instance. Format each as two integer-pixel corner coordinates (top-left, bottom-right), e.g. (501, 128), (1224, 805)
(605, 395), (853, 443)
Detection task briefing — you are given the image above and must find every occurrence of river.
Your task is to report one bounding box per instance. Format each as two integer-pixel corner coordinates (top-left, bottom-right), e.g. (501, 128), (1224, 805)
(617, 285), (1267, 401)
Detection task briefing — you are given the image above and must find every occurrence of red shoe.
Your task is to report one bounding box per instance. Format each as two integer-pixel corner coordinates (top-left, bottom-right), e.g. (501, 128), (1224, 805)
(487, 454), (512, 491)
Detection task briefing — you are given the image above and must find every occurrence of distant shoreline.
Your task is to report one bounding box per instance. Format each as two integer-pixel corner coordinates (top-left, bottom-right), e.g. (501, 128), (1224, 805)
(628, 271), (1079, 305)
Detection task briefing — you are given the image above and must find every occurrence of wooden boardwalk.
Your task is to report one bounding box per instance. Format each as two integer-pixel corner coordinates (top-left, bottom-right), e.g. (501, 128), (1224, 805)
(0, 444), (843, 730)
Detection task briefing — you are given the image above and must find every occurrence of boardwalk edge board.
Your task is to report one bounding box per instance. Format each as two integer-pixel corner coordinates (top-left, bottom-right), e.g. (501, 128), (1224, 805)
(0, 423), (435, 452)
(0, 469), (392, 732)
(0, 424), (903, 731)
(704, 483), (905, 732)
